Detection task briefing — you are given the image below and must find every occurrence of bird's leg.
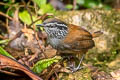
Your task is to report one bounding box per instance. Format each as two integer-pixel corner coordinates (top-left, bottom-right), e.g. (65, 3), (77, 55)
(73, 54), (85, 72)
(67, 54), (85, 72)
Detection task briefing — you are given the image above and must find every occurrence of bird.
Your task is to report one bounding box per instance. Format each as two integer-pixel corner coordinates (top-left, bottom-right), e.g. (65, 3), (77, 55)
(36, 18), (102, 72)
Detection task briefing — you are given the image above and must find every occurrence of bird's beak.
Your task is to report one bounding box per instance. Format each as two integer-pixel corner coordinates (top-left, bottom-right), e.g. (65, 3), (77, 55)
(36, 24), (44, 27)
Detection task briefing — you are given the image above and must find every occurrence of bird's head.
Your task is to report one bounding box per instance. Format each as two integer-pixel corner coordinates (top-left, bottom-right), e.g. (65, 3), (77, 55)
(36, 18), (68, 39)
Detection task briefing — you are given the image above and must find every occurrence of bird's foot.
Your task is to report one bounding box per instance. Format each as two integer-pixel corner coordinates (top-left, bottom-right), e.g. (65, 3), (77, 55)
(66, 54), (85, 72)
(66, 65), (84, 73)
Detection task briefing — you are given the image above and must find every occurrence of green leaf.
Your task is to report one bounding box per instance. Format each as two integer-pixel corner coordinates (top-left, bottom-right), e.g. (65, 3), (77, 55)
(85, 0), (99, 8)
(32, 56), (61, 74)
(102, 5), (112, 10)
(19, 10), (33, 25)
(34, 0), (55, 15)
(0, 46), (14, 59)
(34, 0), (47, 8)
(65, 4), (73, 9)
(0, 39), (10, 44)
(38, 4), (55, 15)
(19, 10), (42, 25)
(77, 0), (85, 5)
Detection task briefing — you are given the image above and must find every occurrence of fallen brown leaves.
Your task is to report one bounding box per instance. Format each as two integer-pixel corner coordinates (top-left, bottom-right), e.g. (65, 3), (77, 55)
(0, 54), (43, 80)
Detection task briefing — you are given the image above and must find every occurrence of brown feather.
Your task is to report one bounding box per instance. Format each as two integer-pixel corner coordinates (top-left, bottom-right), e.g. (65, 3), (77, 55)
(60, 24), (94, 54)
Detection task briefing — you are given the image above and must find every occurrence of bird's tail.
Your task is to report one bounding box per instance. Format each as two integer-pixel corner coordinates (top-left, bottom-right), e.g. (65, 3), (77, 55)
(92, 31), (103, 38)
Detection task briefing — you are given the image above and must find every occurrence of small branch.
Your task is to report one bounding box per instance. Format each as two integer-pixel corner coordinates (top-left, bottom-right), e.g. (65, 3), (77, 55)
(73, 0), (76, 10)
(22, 0), (49, 58)
(0, 12), (13, 20)
(0, 35), (7, 39)
(6, 3), (18, 34)
(34, 1), (38, 16)
(33, 25), (48, 58)
(22, 0), (34, 24)
(26, 2), (34, 23)
(0, 11), (13, 34)
(0, 69), (21, 76)
(29, 13), (53, 27)
(0, 2), (12, 6)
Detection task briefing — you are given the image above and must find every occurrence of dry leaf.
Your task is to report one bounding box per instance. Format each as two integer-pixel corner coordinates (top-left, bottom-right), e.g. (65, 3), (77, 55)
(0, 54), (43, 80)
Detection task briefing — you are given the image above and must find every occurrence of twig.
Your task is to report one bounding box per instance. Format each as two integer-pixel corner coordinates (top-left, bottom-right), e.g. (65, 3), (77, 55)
(33, 25), (47, 58)
(0, 11), (13, 33)
(0, 35), (7, 39)
(26, 1), (34, 23)
(30, 13), (54, 58)
(0, 12), (13, 20)
(73, 0), (76, 10)
(0, 69), (21, 76)
(45, 63), (60, 80)
(6, 4), (21, 34)
(6, 7), (12, 34)
(22, 0), (48, 58)
(0, 2), (33, 8)
(54, 71), (59, 80)
(33, 1), (38, 16)
(22, 0), (34, 23)
(45, 67), (55, 80)
(29, 13), (53, 27)
(0, 2), (12, 6)
(0, 20), (9, 35)
(25, 1), (46, 57)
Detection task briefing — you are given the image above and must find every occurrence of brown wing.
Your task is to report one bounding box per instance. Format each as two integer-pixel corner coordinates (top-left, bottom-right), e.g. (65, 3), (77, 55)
(62, 24), (95, 51)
